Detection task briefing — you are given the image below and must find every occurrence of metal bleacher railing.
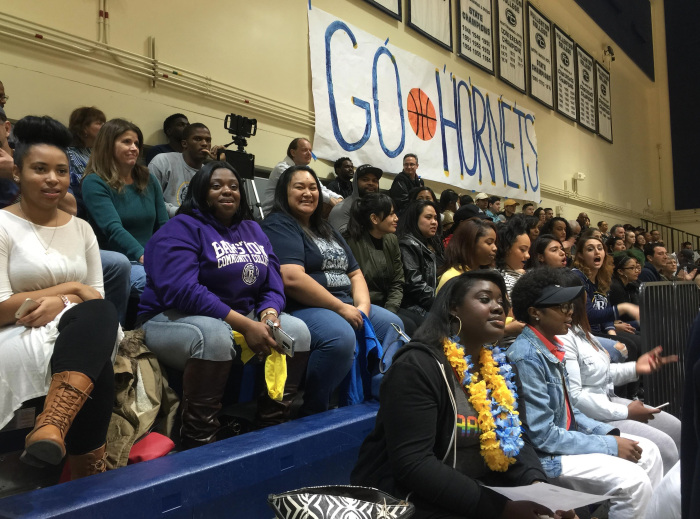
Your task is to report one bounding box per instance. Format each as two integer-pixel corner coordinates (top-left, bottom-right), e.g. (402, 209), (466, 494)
(641, 219), (700, 254)
(639, 280), (700, 418)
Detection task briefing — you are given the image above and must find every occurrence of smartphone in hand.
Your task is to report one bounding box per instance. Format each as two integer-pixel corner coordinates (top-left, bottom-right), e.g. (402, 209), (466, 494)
(15, 298), (40, 319)
(266, 319), (295, 357)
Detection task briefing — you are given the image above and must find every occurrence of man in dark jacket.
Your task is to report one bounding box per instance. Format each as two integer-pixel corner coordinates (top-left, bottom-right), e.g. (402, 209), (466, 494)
(389, 153), (423, 215)
(638, 242), (667, 283)
(326, 156), (354, 199)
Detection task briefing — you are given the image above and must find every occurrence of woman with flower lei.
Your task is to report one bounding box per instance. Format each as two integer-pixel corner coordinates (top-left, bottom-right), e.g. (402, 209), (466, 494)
(352, 270), (575, 519)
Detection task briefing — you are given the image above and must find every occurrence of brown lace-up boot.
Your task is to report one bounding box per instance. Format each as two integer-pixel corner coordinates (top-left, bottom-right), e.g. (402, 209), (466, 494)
(68, 443), (107, 480)
(21, 371), (94, 467)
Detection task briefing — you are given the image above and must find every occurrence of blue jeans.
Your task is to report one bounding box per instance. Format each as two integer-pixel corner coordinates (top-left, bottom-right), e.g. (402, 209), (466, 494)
(129, 262), (146, 299)
(291, 304), (399, 416)
(141, 309), (311, 371)
(100, 250), (131, 325)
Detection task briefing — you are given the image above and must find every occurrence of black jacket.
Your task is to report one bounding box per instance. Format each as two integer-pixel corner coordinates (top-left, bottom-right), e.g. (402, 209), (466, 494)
(398, 234), (436, 314)
(389, 171), (424, 215)
(351, 342), (546, 518)
(608, 277), (640, 306)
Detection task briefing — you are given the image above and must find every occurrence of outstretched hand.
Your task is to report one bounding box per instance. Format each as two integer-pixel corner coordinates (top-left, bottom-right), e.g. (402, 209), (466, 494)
(636, 346), (678, 375)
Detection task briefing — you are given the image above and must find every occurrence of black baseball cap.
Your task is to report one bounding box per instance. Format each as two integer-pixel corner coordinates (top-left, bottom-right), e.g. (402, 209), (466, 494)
(355, 164), (383, 179)
(534, 285), (584, 306)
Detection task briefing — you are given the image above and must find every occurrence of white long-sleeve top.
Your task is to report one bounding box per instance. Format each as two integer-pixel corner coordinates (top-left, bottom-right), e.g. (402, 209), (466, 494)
(558, 325), (638, 421)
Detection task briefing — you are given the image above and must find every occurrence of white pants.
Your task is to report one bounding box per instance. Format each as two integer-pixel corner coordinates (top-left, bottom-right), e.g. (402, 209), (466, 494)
(551, 433), (663, 519)
(645, 461), (681, 519)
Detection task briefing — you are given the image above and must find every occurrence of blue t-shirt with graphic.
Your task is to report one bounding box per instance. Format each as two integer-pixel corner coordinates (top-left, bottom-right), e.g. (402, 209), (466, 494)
(261, 211), (359, 311)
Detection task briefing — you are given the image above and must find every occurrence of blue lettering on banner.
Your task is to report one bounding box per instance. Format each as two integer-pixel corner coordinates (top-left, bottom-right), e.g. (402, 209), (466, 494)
(372, 46), (405, 158)
(435, 69), (459, 177)
(326, 21), (371, 151)
(456, 80), (478, 178)
(313, 10), (540, 201)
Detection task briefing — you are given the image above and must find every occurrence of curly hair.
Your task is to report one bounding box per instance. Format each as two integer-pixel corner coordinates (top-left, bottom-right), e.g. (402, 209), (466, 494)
(510, 266), (565, 323)
(495, 217), (530, 270)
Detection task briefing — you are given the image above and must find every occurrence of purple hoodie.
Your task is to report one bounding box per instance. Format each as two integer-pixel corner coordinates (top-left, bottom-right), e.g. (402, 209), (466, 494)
(138, 209), (285, 321)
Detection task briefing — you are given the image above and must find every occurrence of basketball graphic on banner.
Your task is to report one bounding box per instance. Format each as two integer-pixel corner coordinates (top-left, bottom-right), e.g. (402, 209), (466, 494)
(407, 88), (437, 141)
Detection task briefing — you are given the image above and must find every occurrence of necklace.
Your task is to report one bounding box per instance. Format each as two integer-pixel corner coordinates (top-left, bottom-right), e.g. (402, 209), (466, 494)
(443, 336), (524, 472)
(18, 203), (58, 254)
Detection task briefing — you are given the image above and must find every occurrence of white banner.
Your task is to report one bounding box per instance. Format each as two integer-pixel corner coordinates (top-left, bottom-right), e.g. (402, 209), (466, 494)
(527, 5), (553, 108)
(576, 45), (596, 132)
(459, 0), (494, 73)
(554, 26), (577, 121)
(596, 62), (612, 142)
(308, 7), (540, 203)
(497, 0), (526, 92)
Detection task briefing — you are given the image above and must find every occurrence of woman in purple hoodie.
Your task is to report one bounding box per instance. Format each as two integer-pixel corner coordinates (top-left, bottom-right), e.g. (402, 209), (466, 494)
(138, 161), (310, 449)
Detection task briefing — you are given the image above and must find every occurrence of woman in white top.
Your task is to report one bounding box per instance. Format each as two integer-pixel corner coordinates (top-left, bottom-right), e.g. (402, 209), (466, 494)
(558, 270), (681, 474)
(0, 116), (120, 480)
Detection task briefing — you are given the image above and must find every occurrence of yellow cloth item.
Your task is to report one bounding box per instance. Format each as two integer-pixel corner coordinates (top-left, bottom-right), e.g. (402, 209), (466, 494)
(233, 331), (287, 401)
(436, 266), (469, 293)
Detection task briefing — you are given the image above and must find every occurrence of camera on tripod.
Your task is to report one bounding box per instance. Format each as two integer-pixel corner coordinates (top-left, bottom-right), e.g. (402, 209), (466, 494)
(220, 113), (267, 217)
(222, 114), (257, 180)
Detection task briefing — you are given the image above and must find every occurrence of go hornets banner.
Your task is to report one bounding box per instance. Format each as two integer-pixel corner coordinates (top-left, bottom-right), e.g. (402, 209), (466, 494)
(308, 7), (540, 202)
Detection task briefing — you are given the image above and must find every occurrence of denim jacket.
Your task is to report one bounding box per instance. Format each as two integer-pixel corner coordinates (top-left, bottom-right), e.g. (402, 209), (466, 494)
(506, 326), (619, 477)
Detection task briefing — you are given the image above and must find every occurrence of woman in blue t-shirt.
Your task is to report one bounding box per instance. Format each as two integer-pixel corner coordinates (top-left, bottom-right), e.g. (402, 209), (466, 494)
(261, 165), (401, 416)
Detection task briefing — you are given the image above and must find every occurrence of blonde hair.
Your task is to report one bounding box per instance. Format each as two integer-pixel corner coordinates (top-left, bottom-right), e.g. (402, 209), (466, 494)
(83, 118), (149, 192)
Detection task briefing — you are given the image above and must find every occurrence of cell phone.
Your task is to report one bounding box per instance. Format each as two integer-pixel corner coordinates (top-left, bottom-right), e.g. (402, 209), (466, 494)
(266, 319), (295, 357)
(653, 402), (670, 409)
(15, 298), (40, 319)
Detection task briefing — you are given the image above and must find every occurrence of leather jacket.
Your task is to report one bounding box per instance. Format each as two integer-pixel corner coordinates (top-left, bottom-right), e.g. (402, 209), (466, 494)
(399, 234), (436, 315)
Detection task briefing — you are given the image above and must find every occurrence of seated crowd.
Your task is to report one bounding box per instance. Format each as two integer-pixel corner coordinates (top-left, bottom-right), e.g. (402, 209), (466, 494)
(0, 99), (691, 517)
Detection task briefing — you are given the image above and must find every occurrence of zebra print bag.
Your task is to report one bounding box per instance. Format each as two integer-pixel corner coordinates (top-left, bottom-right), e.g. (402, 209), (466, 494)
(268, 485), (415, 519)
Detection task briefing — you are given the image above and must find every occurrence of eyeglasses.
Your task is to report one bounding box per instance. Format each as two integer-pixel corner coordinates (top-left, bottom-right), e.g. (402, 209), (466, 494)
(0, 95), (7, 102)
(539, 302), (574, 314)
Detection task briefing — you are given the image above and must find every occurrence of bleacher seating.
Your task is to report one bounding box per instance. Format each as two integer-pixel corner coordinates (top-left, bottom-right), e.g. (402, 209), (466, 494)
(0, 402), (379, 518)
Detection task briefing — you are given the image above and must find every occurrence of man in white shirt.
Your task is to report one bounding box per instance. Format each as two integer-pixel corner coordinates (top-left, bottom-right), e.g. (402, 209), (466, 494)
(260, 137), (341, 217)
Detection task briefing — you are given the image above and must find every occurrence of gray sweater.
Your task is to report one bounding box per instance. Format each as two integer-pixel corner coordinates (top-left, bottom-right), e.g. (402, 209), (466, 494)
(148, 152), (198, 217)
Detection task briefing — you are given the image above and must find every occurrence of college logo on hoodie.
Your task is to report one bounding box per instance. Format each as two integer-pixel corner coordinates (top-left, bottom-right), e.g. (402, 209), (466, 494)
(242, 263), (259, 285)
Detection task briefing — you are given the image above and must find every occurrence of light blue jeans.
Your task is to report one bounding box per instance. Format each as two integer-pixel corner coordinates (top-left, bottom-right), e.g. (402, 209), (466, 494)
(290, 304), (400, 416)
(99, 250), (131, 325)
(141, 309), (310, 371)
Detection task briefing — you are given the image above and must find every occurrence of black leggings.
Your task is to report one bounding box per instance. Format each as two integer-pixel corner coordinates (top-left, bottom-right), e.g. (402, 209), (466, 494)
(50, 299), (119, 455)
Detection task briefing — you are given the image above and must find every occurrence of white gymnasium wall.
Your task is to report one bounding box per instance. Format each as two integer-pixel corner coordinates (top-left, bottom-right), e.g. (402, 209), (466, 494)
(0, 0), (676, 229)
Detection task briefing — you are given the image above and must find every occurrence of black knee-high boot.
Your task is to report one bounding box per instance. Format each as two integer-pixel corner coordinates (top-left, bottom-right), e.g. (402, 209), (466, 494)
(255, 351), (310, 428)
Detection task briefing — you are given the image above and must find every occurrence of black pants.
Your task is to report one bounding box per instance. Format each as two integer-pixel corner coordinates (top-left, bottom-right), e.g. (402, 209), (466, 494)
(396, 308), (424, 337)
(50, 299), (119, 455)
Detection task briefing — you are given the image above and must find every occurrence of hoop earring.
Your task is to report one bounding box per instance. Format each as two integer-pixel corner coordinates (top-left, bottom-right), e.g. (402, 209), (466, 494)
(451, 315), (462, 336)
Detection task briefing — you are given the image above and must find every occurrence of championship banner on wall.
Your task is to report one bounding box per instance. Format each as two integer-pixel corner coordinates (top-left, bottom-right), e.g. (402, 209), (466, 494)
(308, 7), (540, 202)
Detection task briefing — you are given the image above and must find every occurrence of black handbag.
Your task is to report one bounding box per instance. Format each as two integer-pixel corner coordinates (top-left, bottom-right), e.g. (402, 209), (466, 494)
(268, 485), (415, 518)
